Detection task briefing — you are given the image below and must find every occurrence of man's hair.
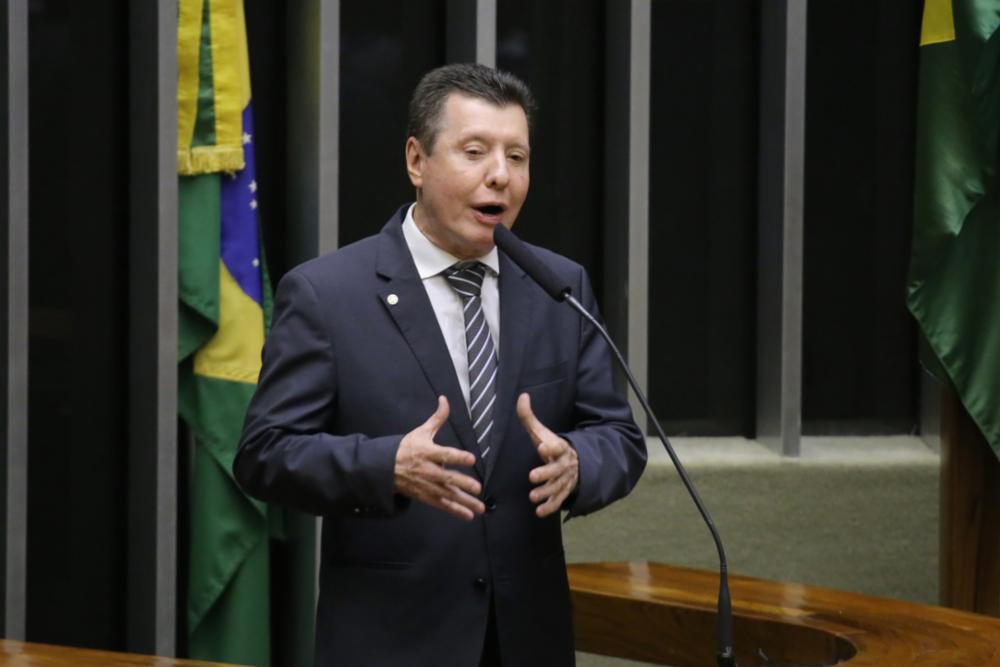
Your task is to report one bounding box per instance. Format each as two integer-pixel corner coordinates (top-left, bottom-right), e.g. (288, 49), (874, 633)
(407, 63), (535, 153)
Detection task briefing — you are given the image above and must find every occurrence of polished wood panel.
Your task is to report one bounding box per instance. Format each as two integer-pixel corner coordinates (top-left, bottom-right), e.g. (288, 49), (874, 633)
(940, 386), (1000, 615)
(569, 561), (1000, 666)
(0, 641), (245, 666)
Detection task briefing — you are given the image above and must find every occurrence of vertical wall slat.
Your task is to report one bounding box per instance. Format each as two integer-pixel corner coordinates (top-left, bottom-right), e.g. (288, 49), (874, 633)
(782, 0), (806, 453)
(319, 0), (340, 256)
(286, 1), (340, 657)
(475, 0), (496, 67)
(1, 0), (29, 641)
(126, 0), (178, 655)
(627, 0), (651, 429)
(287, 0), (339, 265)
(757, 0), (805, 456)
(447, 0), (493, 65)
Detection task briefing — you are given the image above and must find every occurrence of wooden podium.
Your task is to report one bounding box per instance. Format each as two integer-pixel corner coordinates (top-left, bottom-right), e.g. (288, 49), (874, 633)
(0, 640), (243, 666)
(569, 561), (1000, 666)
(6, 562), (1000, 666)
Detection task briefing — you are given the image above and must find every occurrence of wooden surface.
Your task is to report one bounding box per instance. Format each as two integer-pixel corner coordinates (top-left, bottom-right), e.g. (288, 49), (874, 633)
(940, 386), (1000, 615)
(569, 561), (1000, 666)
(0, 640), (245, 666)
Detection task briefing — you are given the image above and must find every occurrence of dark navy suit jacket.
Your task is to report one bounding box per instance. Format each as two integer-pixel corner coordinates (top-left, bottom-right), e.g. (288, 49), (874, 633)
(234, 206), (646, 666)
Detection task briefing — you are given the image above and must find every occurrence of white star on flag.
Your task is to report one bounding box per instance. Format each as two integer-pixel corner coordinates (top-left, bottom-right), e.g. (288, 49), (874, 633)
(250, 199), (258, 210)
(242, 132), (252, 145)
(249, 180), (257, 193)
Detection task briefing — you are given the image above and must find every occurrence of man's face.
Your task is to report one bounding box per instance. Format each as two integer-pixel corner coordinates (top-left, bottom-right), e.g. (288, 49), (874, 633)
(406, 93), (530, 260)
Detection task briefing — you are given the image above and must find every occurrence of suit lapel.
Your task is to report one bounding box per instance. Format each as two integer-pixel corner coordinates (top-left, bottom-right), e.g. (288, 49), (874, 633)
(486, 251), (536, 483)
(374, 216), (483, 477)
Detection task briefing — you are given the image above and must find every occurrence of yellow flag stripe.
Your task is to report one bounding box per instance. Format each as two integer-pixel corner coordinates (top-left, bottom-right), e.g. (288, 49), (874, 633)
(235, 0), (252, 108)
(194, 260), (265, 385)
(208, 0), (244, 160)
(177, 0), (205, 162)
(177, 0), (249, 175)
(921, 0), (956, 46)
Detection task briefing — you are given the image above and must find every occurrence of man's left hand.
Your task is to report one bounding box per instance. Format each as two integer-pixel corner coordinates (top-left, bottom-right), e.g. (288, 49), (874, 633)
(517, 392), (579, 518)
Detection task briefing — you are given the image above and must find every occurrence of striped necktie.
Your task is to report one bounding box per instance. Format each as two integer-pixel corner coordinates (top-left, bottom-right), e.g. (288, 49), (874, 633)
(445, 262), (498, 460)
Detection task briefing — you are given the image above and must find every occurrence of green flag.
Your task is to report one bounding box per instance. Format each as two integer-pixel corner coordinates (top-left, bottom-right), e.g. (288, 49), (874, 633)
(908, 0), (1000, 459)
(178, 0), (274, 663)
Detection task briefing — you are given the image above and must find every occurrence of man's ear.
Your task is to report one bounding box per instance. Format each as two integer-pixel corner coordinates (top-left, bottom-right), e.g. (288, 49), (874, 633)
(405, 137), (424, 188)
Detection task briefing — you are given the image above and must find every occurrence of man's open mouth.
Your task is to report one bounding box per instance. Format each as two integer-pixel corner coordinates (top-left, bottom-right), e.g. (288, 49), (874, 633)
(474, 204), (505, 216)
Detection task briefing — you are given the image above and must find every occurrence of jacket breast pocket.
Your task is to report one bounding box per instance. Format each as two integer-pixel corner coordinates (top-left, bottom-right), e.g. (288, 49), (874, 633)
(519, 361), (569, 390)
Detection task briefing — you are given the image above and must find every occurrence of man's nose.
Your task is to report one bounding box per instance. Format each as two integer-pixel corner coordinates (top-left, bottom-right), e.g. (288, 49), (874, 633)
(485, 152), (510, 189)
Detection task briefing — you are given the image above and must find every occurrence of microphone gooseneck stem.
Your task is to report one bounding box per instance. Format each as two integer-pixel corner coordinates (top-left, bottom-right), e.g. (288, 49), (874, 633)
(563, 293), (736, 666)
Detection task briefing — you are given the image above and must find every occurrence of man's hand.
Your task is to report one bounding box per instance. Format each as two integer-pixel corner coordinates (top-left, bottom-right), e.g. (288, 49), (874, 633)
(518, 393), (579, 518)
(395, 396), (485, 521)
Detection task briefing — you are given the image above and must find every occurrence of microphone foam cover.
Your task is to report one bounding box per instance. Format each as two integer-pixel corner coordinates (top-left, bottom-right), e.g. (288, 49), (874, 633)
(493, 225), (571, 301)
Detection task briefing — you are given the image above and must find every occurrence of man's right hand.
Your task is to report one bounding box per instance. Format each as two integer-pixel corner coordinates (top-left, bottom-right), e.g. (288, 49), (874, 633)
(394, 396), (485, 521)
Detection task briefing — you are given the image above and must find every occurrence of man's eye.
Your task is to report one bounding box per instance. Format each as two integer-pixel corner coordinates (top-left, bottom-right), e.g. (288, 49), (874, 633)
(465, 147), (484, 157)
(509, 153), (527, 163)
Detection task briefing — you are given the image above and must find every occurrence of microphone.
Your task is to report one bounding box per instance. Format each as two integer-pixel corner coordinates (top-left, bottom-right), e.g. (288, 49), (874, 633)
(494, 224), (738, 667)
(493, 225), (571, 301)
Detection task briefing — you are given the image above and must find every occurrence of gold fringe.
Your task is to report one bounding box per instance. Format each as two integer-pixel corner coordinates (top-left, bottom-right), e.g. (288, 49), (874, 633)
(178, 146), (246, 176)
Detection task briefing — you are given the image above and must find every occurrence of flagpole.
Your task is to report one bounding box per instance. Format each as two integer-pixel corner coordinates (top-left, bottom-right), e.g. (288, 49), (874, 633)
(939, 386), (1000, 615)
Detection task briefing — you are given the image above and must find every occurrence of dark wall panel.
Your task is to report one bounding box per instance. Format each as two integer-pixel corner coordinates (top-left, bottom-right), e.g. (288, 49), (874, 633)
(497, 0), (606, 300)
(26, 0), (130, 649)
(802, 0), (921, 434)
(245, 0), (289, 280)
(648, 0), (759, 436)
(339, 0), (447, 246)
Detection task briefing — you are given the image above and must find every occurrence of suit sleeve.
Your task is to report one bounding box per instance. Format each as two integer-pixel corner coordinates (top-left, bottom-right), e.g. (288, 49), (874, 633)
(561, 268), (647, 518)
(233, 270), (405, 517)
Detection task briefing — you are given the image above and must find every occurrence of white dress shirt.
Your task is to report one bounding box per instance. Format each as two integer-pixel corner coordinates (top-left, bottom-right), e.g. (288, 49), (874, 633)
(401, 204), (500, 414)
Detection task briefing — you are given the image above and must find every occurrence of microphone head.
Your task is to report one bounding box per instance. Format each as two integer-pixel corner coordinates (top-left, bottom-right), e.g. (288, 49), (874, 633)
(493, 225), (571, 302)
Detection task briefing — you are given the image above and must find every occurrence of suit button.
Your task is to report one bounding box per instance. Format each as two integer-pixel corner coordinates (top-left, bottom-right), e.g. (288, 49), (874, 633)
(485, 496), (497, 512)
(474, 577), (488, 591)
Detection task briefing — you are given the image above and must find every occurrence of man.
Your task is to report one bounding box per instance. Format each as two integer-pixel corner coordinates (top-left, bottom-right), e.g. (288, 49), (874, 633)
(234, 63), (646, 666)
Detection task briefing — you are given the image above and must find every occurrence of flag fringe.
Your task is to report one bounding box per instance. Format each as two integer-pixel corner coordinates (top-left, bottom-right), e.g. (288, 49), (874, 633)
(179, 146), (246, 176)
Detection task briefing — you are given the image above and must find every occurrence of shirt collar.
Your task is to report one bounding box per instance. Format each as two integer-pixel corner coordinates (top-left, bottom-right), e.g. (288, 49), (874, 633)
(402, 203), (500, 279)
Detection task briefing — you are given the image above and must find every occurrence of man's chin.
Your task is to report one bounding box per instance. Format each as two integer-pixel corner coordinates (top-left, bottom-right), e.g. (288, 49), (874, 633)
(456, 244), (494, 261)
(458, 227), (498, 259)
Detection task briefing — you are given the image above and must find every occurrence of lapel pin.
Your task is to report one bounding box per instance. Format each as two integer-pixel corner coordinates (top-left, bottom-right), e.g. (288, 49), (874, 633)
(387, 294), (399, 306)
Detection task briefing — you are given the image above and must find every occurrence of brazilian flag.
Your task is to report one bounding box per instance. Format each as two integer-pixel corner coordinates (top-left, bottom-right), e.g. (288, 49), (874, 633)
(177, 0), (273, 663)
(908, 0), (1000, 459)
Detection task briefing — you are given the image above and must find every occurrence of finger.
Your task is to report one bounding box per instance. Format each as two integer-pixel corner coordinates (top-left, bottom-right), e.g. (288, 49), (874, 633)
(416, 459), (481, 496)
(529, 461), (562, 485)
(427, 443), (478, 469)
(430, 483), (485, 519)
(442, 483), (486, 515)
(436, 496), (475, 521)
(536, 488), (569, 518)
(530, 473), (566, 505)
(441, 467), (482, 497)
(422, 395), (450, 436)
(535, 438), (570, 462)
(516, 393), (554, 445)
(408, 478), (481, 520)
